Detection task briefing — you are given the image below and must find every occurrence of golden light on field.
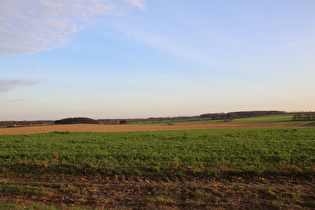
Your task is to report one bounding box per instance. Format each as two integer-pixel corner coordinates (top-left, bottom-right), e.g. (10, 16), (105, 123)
(0, 123), (295, 135)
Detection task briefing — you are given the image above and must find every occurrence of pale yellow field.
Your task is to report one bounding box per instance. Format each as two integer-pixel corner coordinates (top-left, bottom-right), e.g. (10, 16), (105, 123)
(0, 123), (294, 135)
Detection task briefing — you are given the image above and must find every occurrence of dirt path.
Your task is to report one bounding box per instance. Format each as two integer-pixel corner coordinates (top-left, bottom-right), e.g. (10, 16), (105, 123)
(0, 123), (296, 135)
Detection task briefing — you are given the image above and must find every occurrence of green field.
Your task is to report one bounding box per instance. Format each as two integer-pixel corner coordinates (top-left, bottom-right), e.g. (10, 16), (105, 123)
(0, 128), (314, 208)
(132, 114), (315, 127)
(0, 128), (314, 177)
(230, 114), (315, 126)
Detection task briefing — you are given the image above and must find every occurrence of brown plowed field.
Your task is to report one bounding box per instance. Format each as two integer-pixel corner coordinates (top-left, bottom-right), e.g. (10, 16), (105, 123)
(1, 176), (314, 209)
(0, 123), (296, 135)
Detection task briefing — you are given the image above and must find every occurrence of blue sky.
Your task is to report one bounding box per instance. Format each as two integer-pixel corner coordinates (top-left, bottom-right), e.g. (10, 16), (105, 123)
(1, 0), (315, 120)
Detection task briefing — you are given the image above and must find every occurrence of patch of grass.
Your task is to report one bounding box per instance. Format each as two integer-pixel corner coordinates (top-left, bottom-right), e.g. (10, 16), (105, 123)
(0, 200), (70, 210)
(145, 195), (177, 206)
(305, 122), (315, 126)
(0, 183), (47, 197)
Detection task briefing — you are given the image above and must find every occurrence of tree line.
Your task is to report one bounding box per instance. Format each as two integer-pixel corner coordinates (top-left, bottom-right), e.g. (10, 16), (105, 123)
(0, 120), (53, 128)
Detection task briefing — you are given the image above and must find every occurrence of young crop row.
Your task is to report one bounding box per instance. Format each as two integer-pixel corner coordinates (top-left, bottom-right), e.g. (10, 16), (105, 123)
(0, 128), (314, 178)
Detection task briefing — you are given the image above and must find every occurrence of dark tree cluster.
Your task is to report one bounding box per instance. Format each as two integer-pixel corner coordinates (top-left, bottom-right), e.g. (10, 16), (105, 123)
(292, 112), (315, 121)
(200, 111), (287, 120)
(98, 119), (128, 125)
(54, 117), (100, 124)
(0, 120), (53, 128)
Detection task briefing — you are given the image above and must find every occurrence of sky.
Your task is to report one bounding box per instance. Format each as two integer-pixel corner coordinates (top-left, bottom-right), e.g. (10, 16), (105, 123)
(1, 0), (315, 121)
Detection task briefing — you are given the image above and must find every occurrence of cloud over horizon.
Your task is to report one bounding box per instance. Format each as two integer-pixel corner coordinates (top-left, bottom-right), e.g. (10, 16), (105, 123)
(0, 0), (146, 56)
(0, 79), (40, 94)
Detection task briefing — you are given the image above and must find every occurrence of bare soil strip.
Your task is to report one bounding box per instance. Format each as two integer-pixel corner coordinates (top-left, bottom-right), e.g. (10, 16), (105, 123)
(0, 123), (298, 135)
(0, 176), (314, 209)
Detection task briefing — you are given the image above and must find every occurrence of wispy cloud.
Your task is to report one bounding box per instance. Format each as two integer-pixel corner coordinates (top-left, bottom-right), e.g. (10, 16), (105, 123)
(0, 0), (146, 56)
(0, 79), (40, 93)
(123, 0), (146, 10)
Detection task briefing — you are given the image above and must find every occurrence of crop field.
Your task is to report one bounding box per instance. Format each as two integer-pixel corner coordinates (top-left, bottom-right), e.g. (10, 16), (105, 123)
(0, 127), (314, 209)
(0, 123), (297, 135)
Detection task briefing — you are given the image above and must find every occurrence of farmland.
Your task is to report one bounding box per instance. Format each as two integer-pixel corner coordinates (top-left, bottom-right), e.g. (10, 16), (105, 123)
(0, 123), (314, 209)
(0, 114), (314, 136)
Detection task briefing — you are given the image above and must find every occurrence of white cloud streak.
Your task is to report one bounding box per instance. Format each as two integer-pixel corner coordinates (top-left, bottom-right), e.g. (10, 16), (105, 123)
(0, 79), (40, 93)
(0, 0), (146, 56)
(123, 0), (146, 10)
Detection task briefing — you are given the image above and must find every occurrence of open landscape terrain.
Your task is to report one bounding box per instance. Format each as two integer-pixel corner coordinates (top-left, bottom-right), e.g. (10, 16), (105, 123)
(0, 115), (314, 209)
(3, 0), (315, 209)
(1, 114), (314, 135)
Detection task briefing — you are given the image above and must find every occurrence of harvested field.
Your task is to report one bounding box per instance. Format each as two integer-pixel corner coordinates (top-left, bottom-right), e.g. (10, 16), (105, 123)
(0, 123), (301, 135)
